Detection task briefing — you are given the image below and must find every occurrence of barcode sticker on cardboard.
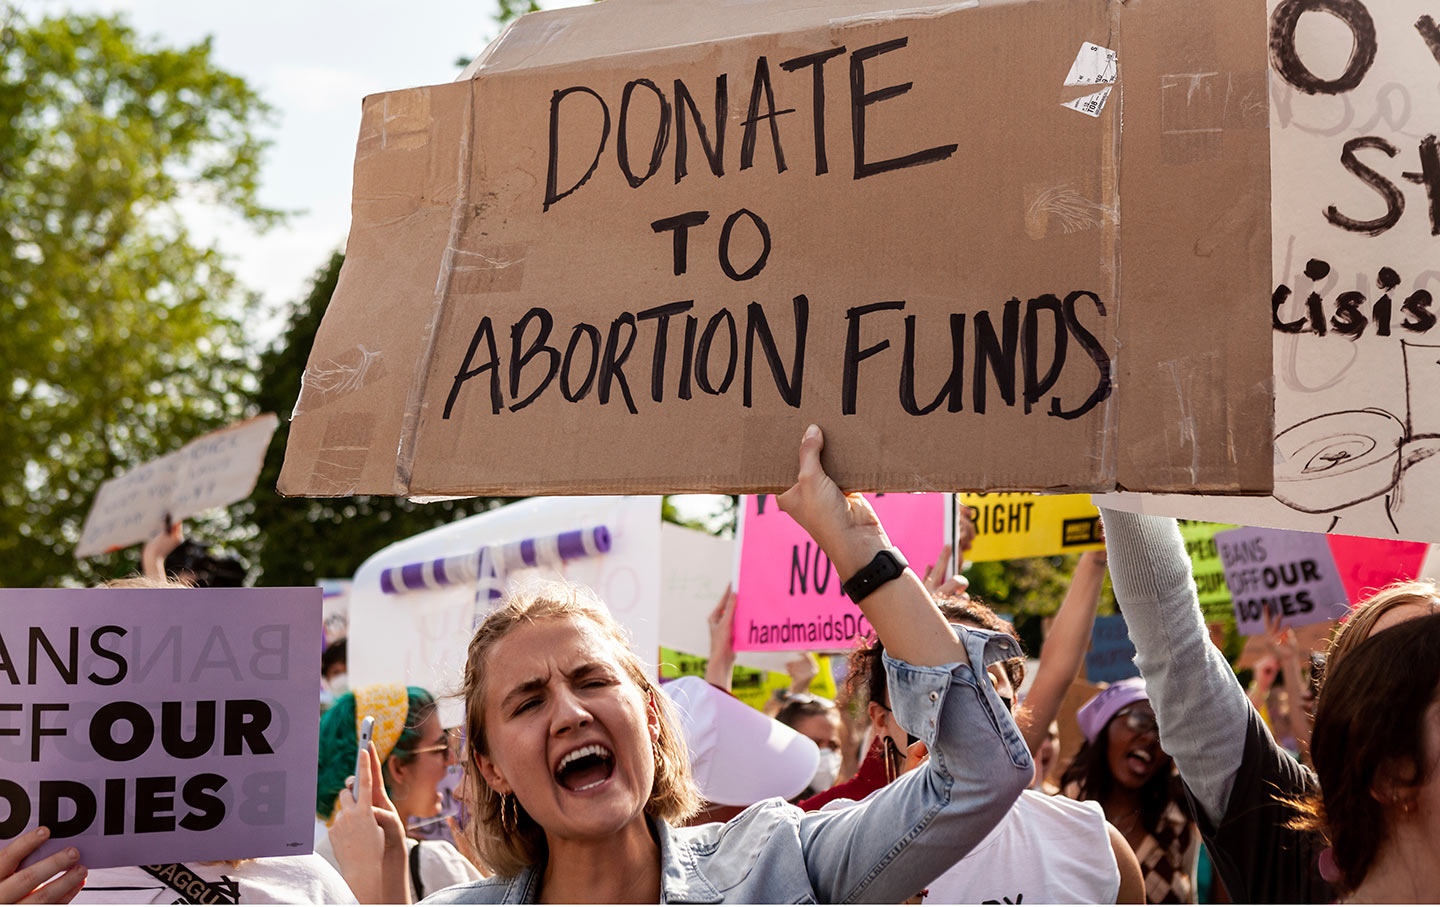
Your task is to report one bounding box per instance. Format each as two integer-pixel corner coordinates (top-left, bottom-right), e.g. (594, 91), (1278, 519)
(1062, 86), (1112, 117)
(1064, 42), (1118, 85)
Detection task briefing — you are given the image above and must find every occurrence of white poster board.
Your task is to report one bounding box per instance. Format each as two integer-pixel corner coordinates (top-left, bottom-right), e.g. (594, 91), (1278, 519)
(76, 415), (279, 557)
(1100, 0), (1440, 542)
(657, 523), (793, 674)
(348, 496), (660, 728)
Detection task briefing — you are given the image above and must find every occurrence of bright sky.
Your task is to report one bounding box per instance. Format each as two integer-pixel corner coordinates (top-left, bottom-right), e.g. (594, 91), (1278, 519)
(34, 0), (729, 523)
(37, 0), (582, 343)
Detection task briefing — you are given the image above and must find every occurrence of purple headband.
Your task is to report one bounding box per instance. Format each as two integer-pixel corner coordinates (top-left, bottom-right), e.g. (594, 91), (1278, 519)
(1076, 676), (1149, 743)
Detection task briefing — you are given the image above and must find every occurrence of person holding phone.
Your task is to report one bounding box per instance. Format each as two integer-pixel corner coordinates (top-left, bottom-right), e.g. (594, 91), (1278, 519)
(317, 685), (482, 901)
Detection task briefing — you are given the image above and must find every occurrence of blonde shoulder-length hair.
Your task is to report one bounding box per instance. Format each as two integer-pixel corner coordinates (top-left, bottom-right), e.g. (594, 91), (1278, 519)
(1323, 579), (1440, 679)
(457, 583), (699, 877)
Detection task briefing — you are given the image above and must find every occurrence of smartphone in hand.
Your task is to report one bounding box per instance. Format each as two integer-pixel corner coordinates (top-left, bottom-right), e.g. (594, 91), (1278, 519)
(356, 715), (375, 781)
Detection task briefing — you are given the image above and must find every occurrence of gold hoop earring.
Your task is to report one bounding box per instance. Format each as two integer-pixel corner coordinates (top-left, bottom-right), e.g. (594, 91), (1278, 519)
(500, 793), (517, 833)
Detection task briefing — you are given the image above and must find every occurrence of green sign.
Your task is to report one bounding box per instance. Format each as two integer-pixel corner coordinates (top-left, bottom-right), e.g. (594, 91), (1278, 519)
(1180, 519), (1237, 627)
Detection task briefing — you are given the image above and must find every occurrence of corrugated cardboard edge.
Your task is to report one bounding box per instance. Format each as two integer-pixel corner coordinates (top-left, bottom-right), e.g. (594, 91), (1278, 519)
(1112, 0), (1274, 495)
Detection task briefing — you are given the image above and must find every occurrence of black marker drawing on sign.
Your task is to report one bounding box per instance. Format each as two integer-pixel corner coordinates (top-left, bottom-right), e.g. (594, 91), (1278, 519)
(1269, 0), (1377, 97)
(1269, 341), (1440, 532)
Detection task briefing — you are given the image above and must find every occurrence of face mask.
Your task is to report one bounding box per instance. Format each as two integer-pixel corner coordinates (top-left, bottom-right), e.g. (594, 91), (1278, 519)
(328, 673), (349, 696)
(810, 748), (843, 792)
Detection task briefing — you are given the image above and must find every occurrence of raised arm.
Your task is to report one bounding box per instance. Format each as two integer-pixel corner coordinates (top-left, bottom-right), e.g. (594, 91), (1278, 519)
(777, 426), (962, 667)
(1097, 507), (1251, 824)
(781, 426), (1032, 902)
(703, 585), (737, 691)
(1018, 549), (1107, 755)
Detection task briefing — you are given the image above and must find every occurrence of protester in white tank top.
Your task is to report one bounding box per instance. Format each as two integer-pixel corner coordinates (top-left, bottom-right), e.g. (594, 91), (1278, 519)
(926, 789), (1121, 903)
(825, 594), (1144, 903)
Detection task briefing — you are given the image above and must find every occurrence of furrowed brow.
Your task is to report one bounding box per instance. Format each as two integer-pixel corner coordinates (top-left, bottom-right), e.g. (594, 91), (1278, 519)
(567, 662), (612, 682)
(501, 677), (548, 710)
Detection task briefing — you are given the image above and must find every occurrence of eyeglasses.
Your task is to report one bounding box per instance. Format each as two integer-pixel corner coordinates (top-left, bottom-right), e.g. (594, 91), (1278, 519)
(409, 732), (458, 757)
(1114, 706), (1158, 735)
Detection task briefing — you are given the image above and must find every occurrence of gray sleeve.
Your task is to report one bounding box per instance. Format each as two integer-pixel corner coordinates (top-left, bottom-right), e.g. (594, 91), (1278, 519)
(1098, 507), (1251, 825)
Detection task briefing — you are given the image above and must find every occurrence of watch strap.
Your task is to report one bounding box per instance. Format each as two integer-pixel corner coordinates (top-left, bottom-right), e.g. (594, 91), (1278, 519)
(842, 548), (909, 604)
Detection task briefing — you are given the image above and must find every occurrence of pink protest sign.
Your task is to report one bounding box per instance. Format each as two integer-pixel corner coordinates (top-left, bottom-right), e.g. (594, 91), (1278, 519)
(1217, 527), (1350, 635)
(1326, 535), (1429, 605)
(0, 587), (321, 870)
(735, 493), (945, 652)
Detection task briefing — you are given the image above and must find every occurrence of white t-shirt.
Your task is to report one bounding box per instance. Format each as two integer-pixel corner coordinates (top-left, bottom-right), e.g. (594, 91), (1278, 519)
(316, 832), (483, 900)
(75, 854), (357, 904)
(925, 790), (1120, 904)
(823, 788), (1120, 904)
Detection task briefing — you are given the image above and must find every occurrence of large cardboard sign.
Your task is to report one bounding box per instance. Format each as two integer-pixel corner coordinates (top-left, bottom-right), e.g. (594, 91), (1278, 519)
(735, 493), (943, 652)
(0, 587), (320, 870)
(960, 493), (1103, 561)
(348, 496), (660, 728)
(278, 0), (1274, 499)
(1100, 0), (1440, 543)
(1217, 527), (1350, 634)
(77, 415), (279, 558)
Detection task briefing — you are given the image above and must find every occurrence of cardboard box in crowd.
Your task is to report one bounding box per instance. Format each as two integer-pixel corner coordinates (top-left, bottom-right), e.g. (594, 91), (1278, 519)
(280, 0), (1273, 498)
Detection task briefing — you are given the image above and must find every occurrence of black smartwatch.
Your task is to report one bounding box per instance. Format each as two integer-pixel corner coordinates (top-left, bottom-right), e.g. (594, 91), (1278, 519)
(842, 548), (909, 604)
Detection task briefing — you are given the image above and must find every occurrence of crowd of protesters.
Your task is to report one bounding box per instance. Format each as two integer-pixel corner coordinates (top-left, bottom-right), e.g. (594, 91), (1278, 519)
(5, 426), (1440, 903)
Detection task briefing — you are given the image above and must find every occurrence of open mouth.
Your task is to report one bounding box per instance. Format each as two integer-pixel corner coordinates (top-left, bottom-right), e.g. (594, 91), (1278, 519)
(554, 743), (616, 792)
(1126, 747), (1154, 776)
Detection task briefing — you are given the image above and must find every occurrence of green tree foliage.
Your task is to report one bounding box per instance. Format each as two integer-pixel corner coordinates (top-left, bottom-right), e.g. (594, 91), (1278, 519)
(242, 252), (514, 586)
(0, 12), (278, 586)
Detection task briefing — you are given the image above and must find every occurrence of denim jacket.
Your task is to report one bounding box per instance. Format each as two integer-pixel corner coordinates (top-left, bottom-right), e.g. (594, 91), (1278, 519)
(423, 626), (1032, 904)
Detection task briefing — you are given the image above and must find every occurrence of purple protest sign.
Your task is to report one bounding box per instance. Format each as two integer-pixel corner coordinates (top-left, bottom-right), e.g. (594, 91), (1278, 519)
(1216, 527), (1350, 635)
(0, 587), (321, 870)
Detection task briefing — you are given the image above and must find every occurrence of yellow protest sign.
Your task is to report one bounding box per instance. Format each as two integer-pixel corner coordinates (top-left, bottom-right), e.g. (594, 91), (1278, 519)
(659, 649), (838, 713)
(958, 493), (1103, 562)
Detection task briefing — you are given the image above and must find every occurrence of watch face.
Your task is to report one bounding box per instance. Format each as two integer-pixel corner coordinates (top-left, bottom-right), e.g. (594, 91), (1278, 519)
(845, 549), (907, 604)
